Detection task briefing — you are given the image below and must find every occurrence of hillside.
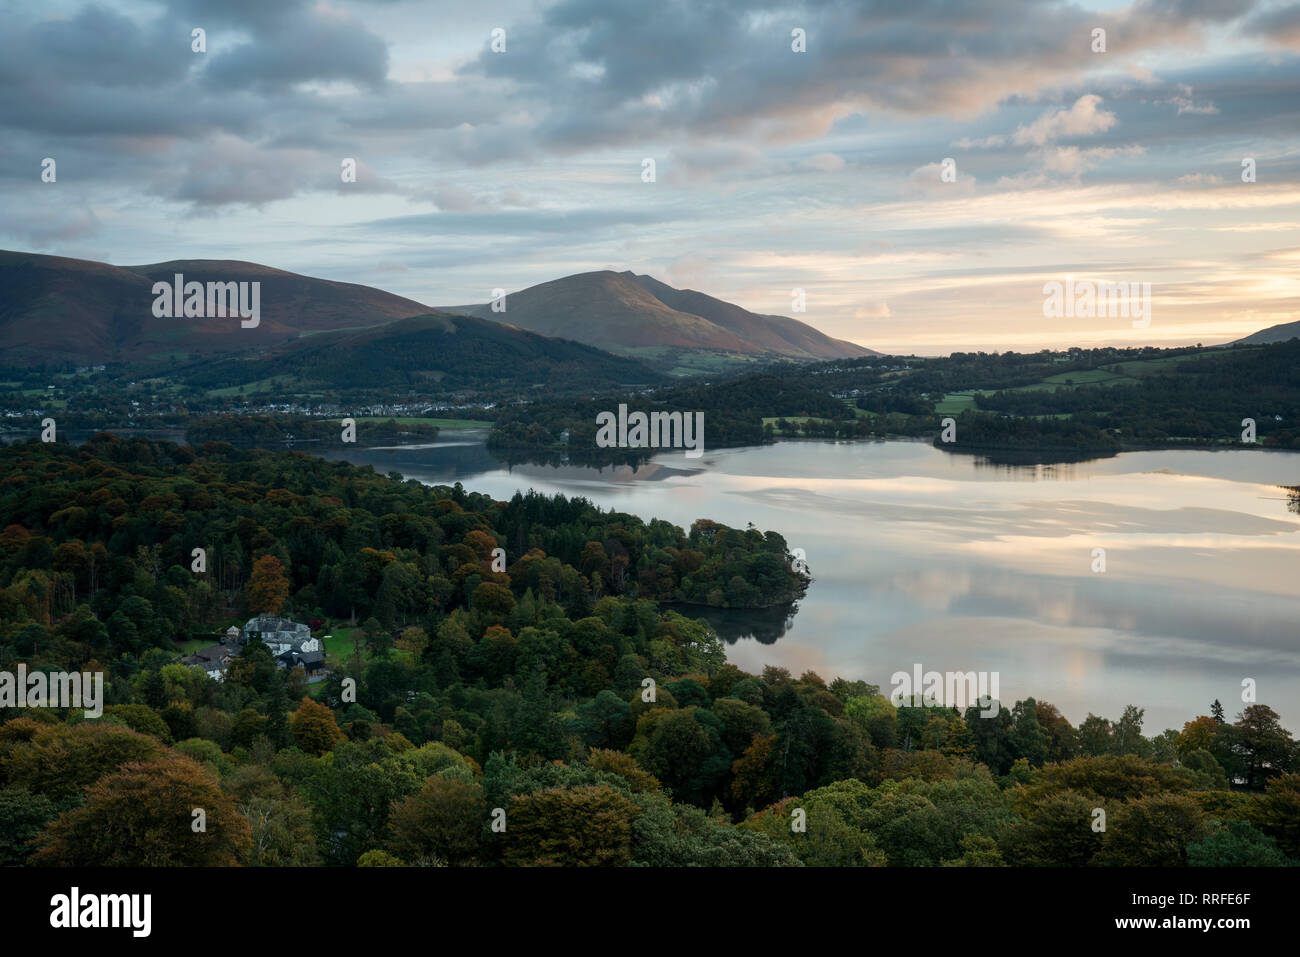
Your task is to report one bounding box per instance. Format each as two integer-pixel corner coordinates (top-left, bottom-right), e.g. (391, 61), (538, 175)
(627, 272), (876, 359)
(445, 270), (875, 363)
(169, 312), (662, 396)
(0, 250), (434, 365)
(1235, 320), (1300, 346)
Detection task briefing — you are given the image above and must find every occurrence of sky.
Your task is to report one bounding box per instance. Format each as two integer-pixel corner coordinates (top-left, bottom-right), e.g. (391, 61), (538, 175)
(1, 0), (1298, 355)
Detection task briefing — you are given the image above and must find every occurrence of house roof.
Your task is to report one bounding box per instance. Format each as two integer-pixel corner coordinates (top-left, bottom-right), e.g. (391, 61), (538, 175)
(245, 616), (310, 634)
(277, 649), (327, 668)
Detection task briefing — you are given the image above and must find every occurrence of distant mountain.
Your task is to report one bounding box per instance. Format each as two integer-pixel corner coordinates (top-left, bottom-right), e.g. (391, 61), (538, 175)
(444, 270), (876, 361)
(0, 250), (432, 365)
(170, 312), (662, 395)
(1234, 320), (1300, 346)
(0, 252), (872, 378)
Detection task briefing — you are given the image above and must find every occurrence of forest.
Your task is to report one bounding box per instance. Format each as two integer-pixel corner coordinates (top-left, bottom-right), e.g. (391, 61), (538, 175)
(487, 341), (1300, 460)
(0, 435), (1295, 867)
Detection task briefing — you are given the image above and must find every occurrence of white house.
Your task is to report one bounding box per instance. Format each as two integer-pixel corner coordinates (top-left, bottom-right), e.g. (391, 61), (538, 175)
(241, 616), (320, 656)
(184, 616), (324, 682)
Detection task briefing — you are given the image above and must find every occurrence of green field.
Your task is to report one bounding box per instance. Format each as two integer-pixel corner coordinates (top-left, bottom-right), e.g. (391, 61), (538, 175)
(934, 392), (978, 413)
(206, 375), (299, 397)
(323, 625), (414, 664)
(761, 415), (837, 434)
(985, 350), (1237, 397)
(323, 627), (359, 660)
(619, 346), (763, 377)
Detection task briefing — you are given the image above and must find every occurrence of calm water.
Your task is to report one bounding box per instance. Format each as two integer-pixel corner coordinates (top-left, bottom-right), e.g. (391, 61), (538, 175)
(322, 434), (1300, 734)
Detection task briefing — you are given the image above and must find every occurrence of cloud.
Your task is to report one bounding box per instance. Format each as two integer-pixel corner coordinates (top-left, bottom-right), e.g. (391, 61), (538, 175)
(665, 143), (764, 184)
(356, 206), (679, 237)
(1242, 2), (1300, 47)
(1012, 95), (1118, 146)
(452, 0), (1268, 161)
(201, 5), (389, 93)
(854, 301), (891, 319)
(145, 135), (403, 207)
(1, 205), (102, 246)
(421, 186), (539, 211)
(801, 152), (846, 172)
(905, 161), (976, 196)
(1034, 144), (1145, 176)
(1162, 84), (1219, 115)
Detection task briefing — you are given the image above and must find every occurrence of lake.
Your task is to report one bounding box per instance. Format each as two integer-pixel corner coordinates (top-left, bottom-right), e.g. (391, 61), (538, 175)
(322, 433), (1300, 734)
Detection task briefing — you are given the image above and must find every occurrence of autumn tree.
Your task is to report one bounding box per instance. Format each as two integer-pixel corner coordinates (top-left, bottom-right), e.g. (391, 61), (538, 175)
(397, 625), (428, 657)
(504, 785), (641, 867)
(731, 733), (781, 811)
(1, 720), (165, 802)
(245, 554), (290, 615)
(586, 749), (661, 793)
(1177, 715), (1221, 758)
(290, 697), (346, 755)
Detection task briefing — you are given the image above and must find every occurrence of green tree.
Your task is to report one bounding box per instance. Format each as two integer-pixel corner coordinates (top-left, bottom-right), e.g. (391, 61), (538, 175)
(1247, 773), (1300, 857)
(1001, 790), (1103, 866)
(1096, 793), (1213, 866)
(1232, 705), (1294, 789)
(504, 785), (640, 866)
(1010, 698), (1051, 767)
(633, 706), (731, 807)
(389, 775), (486, 866)
(1187, 821), (1286, 866)
(31, 755), (251, 866)
(0, 787), (58, 866)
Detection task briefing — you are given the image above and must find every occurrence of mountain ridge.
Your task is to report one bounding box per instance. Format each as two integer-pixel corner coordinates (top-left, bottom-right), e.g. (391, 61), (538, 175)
(0, 250), (434, 365)
(1234, 320), (1300, 346)
(443, 269), (876, 361)
(0, 251), (874, 369)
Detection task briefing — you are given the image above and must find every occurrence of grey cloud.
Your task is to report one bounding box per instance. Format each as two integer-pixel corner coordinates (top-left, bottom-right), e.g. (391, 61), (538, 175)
(0, 204), (102, 247)
(0, 0), (1289, 218)
(451, 0), (1273, 163)
(1242, 2), (1300, 45)
(356, 206), (680, 237)
(0, 4), (190, 91)
(201, 9), (390, 93)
